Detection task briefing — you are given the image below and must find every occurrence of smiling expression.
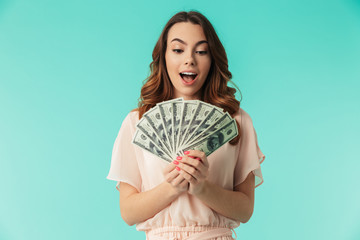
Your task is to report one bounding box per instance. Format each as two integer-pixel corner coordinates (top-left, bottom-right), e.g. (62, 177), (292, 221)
(165, 22), (212, 100)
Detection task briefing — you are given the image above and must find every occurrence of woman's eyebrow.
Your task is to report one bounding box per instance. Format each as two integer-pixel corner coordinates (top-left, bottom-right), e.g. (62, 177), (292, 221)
(170, 38), (208, 46)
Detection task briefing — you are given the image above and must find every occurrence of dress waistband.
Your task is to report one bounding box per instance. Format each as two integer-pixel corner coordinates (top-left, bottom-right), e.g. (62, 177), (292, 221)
(145, 226), (237, 240)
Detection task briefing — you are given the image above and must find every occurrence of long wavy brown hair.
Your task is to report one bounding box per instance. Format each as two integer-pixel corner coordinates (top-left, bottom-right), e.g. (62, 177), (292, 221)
(136, 11), (242, 144)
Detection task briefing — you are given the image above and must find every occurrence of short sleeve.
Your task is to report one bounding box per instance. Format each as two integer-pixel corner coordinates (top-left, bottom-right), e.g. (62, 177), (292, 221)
(234, 109), (265, 188)
(106, 112), (142, 192)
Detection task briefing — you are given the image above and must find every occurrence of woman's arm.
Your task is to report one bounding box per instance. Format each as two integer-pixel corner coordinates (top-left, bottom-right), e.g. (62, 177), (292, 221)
(119, 181), (177, 226)
(119, 163), (189, 226)
(177, 150), (255, 223)
(193, 172), (255, 223)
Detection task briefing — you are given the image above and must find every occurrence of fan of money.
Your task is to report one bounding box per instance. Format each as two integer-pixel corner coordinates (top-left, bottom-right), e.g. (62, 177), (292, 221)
(132, 98), (238, 163)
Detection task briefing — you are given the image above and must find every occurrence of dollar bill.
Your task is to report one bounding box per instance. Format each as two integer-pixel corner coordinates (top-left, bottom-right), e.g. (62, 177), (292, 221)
(157, 98), (182, 155)
(132, 128), (172, 162)
(177, 119), (238, 157)
(182, 107), (225, 147)
(143, 106), (172, 155)
(136, 116), (172, 158)
(177, 100), (199, 151)
(180, 101), (217, 148)
(172, 101), (183, 154)
(186, 112), (232, 146)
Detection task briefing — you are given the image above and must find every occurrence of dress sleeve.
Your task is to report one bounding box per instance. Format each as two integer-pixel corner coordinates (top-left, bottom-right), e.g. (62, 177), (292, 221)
(234, 109), (265, 188)
(106, 112), (142, 192)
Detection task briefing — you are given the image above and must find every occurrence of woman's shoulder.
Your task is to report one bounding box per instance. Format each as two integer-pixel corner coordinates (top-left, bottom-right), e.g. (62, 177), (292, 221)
(128, 109), (140, 119)
(232, 106), (252, 125)
(122, 109), (140, 127)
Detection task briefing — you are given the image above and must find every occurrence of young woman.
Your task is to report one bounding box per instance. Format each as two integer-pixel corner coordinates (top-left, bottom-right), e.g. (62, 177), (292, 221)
(107, 11), (265, 240)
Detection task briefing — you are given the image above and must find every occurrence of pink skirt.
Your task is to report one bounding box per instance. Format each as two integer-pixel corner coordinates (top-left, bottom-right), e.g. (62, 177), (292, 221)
(145, 226), (237, 240)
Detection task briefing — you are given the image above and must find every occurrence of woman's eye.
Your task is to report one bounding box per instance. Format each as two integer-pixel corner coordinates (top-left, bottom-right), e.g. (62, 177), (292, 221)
(196, 51), (208, 55)
(173, 49), (183, 53)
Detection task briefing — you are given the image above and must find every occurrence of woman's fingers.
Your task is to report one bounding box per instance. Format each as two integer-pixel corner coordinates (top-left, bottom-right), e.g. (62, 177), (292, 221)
(177, 156), (206, 177)
(179, 168), (198, 184)
(164, 166), (179, 183)
(171, 150), (210, 184)
(164, 163), (189, 188)
(171, 172), (187, 186)
(184, 150), (209, 167)
(178, 160), (204, 180)
(179, 177), (190, 189)
(168, 169), (189, 192)
(163, 162), (176, 175)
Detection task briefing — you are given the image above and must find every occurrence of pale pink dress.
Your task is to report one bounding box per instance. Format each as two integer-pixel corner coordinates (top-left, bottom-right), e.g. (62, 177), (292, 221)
(107, 107), (265, 240)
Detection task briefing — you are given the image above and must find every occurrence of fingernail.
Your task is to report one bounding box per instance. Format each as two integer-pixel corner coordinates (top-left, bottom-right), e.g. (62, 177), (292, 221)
(173, 160), (179, 165)
(176, 156), (182, 160)
(184, 151), (190, 154)
(176, 167), (180, 171)
(196, 157), (201, 160)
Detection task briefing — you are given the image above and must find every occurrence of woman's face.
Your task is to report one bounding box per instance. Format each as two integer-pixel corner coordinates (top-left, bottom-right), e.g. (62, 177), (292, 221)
(165, 22), (211, 100)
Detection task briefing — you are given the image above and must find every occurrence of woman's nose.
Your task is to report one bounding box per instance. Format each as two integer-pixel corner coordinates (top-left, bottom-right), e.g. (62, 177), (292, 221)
(184, 53), (195, 66)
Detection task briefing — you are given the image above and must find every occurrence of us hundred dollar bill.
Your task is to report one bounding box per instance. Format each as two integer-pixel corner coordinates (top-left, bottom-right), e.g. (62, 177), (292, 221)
(157, 98), (182, 154)
(177, 119), (238, 157)
(182, 107), (225, 147)
(177, 100), (199, 151)
(136, 116), (172, 158)
(186, 112), (233, 146)
(132, 128), (172, 163)
(180, 101), (219, 147)
(143, 106), (172, 155)
(172, 101), (183, 154)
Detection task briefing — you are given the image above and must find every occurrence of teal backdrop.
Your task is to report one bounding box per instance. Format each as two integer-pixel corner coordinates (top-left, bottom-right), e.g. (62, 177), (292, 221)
(1, 0), (359, 239)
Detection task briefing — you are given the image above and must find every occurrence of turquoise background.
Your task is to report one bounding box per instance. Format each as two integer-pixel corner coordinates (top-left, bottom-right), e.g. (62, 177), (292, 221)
(1, 0), (359, 239)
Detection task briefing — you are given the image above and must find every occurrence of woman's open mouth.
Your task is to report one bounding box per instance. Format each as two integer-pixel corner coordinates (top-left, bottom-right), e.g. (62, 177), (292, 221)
(180, 72), (198, 85)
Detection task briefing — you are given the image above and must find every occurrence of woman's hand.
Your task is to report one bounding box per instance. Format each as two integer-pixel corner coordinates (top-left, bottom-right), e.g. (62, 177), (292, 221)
(163, 161), (189, 195)
(175, 150), (209, 195)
